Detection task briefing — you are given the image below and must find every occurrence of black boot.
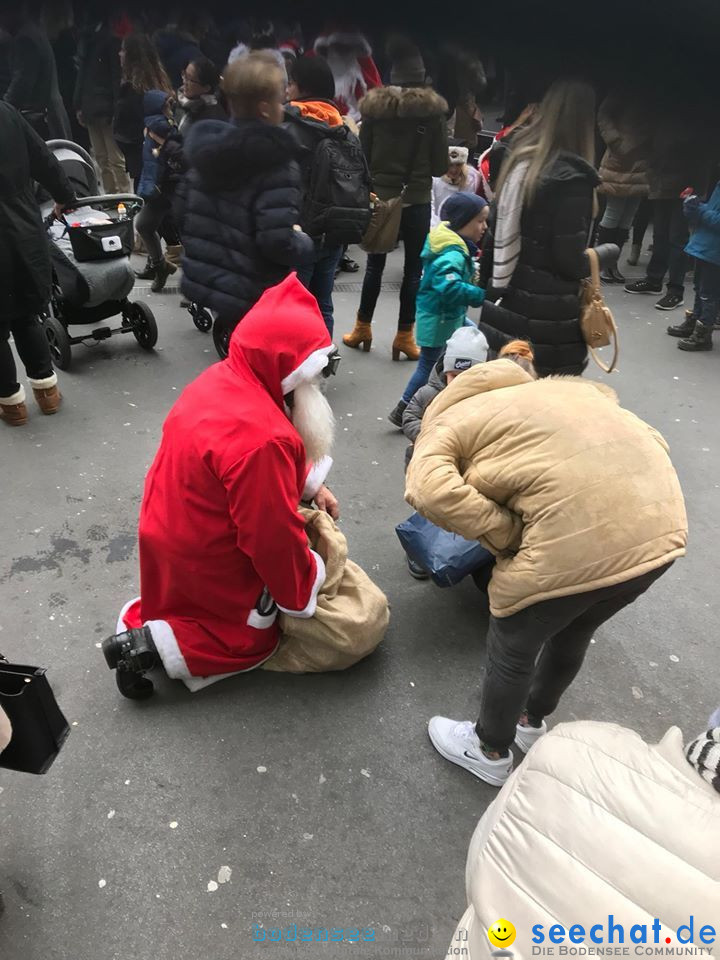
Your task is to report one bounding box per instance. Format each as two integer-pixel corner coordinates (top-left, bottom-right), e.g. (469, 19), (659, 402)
(102, 626), (159, 699)
(134, 257), (155, 280)
(151, 257), (177, 293)
(597, 227), (619, 283)
(388, 399), (408, 428)
(667, 310), (697, 338)
(678, 320), (713, 351)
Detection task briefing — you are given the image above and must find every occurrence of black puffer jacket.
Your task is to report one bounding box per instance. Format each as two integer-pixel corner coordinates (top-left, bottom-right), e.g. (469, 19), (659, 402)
(177, 119), (314, 319)
(482, 152), (598, 377)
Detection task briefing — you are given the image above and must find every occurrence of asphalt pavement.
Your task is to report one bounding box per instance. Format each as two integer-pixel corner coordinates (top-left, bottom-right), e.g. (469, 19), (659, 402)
(1, 247), (718, 960)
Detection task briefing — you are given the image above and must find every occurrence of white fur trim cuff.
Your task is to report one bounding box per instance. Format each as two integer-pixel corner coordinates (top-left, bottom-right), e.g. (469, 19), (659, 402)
(302, 455), (333, 501)
(277, 549), (325, 619)
(145, 619), (193, 683)
(281, 346), (333, 396)
(0, 385), (25, 405)
(28, 373), (58, 390)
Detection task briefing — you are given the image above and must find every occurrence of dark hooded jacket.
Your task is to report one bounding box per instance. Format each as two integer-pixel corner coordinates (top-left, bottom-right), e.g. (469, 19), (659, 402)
(137, 90), (183, 200)
(481, 152), (599, 377)
(176, 118), (314, 319)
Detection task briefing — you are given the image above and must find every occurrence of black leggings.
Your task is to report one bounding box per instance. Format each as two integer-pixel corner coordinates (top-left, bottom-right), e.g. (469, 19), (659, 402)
(476, 563), (673, 751)
(0, 316), (54, 397)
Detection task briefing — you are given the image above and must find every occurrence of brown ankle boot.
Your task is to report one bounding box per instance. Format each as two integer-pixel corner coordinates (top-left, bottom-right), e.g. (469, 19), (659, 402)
(30, 375), (62, 415)
(165, 244), (184, 268)
(0, 385), (28, 425)
(342, 314), (373, 352)
(392, 328), (420, 361)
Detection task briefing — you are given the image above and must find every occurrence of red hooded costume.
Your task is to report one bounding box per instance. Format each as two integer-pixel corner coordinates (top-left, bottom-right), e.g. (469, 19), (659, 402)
(119, 276), (333, 689)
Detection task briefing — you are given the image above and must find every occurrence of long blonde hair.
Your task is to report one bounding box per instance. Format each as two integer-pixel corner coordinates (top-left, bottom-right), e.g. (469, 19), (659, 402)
(495, 78), (597, 206)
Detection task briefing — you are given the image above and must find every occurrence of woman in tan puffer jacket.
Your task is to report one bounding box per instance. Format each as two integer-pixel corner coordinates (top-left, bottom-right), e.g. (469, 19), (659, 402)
(405, 357), (687, 787)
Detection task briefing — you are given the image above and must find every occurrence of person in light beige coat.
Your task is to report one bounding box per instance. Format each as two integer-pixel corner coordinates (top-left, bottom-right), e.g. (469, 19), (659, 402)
(405, 357), (687, 786)
(446, 720), (720, 960)
(0, 705), (11, 753)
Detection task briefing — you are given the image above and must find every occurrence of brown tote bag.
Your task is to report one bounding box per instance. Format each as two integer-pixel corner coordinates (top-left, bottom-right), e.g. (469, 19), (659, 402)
(361, 125), (426, 255)
(579, 247), (620, 373)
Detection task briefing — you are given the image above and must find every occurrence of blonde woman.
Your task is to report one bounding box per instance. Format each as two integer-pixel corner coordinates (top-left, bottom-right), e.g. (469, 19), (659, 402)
(481, 79), (614, 377)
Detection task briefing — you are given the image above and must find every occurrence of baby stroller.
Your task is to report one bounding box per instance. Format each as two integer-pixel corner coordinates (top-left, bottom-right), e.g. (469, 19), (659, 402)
(39, 141), (158, 370)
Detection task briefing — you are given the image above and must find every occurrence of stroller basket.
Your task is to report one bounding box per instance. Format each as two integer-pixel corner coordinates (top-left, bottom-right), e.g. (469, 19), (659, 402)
(62, 194), (142, 263)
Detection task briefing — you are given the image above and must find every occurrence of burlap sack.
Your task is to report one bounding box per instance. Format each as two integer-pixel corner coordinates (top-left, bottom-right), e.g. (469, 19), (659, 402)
(262, 508), (389, 673)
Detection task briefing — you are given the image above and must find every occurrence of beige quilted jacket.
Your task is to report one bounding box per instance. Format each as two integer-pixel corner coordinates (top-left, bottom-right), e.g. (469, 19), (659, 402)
(447, 721), (720, 960)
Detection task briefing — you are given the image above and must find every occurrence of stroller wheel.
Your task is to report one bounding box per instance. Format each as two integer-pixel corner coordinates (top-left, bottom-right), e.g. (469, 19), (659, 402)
(212, 317), (233, 359)
(43, 315), (72, 370)
(129, 301), (158, 351)
(192, 307), (213, 333)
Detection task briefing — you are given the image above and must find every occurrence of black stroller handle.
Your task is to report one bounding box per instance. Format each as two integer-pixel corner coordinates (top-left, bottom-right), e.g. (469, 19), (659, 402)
(64, 194), (144, 210)
(45, 139), (95, 168)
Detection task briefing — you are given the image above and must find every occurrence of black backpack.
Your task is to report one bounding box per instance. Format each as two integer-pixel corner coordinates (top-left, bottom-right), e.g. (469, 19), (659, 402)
(300, 124), (372, 245)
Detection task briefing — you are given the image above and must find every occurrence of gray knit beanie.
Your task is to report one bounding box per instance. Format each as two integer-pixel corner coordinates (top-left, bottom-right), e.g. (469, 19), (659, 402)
(387, 36), (426, 86)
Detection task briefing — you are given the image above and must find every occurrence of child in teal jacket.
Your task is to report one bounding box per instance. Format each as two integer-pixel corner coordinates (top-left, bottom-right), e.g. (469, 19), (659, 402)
(389, 192), (488, 426)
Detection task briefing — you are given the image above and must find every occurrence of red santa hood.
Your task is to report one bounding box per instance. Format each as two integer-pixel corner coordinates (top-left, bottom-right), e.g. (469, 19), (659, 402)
(227, 274), (333, 407)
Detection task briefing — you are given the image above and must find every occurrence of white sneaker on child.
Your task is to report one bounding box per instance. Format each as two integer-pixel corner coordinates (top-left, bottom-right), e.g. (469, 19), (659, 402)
(514, 719), (548, 754)
(427, 717), (513, 787)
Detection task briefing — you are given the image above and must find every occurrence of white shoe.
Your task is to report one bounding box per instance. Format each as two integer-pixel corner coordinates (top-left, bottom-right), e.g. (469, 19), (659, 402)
(514, 719), (548, 754)
(428, 717), (513, 787)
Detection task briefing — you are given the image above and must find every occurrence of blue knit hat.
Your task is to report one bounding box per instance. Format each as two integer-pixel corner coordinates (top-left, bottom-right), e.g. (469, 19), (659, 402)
(443, 192), (488, 232)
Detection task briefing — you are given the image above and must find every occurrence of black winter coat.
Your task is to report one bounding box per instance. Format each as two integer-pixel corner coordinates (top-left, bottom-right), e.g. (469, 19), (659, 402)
(73, 21), (120, 121)
(3, 21), (55, 116)
(0, 103), (74, 321)
(482, 152), (599, 376)
(177, 119), (314, 319)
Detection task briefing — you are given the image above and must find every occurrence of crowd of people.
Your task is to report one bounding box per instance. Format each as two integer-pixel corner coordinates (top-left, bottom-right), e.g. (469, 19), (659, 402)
(1, 2), (718, 947)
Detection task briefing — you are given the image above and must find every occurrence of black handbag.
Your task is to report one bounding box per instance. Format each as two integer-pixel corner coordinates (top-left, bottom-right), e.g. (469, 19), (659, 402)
(65, 218), (134, 262)
(0, 658), (70, 774)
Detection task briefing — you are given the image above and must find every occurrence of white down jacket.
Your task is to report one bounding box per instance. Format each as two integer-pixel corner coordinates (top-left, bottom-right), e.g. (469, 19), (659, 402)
(447, 722), (720, 960)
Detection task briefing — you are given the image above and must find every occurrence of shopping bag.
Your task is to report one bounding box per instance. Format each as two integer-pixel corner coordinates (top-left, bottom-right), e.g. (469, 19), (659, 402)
(263, 509), (389, 673)
(0, 658), (70, 774)
(396, 512), (493, 588)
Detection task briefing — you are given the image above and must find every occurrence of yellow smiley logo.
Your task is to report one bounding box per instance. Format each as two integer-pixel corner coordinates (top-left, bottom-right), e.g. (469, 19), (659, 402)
(488, 919), (516, 948)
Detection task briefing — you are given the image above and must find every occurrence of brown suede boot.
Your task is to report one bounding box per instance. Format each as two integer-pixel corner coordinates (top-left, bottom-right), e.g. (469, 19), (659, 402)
(342, 314), (373, 352)
(0, 385), (28, 425)
(30, 374), (62, 415)
(391, 327), (420, 361)
(165, 244), (184, 268)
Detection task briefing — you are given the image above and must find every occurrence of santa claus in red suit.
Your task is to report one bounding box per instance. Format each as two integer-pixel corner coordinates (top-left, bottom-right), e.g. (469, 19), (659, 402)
(313, 27), (381, 122)
(102, 275), (340, 698)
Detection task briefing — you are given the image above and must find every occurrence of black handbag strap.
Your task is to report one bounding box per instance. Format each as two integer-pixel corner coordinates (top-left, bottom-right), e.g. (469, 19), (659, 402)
(401, 124), (427, 192)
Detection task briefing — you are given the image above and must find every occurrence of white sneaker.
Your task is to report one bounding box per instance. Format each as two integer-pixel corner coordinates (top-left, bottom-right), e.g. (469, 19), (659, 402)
(428, 717), (513, 787)
(514, 719), (548, 754)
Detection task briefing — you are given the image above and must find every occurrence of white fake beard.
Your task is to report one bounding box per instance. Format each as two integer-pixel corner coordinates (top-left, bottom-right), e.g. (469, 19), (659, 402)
(326, 52), (366, 107)
(291, 380), (335, 464)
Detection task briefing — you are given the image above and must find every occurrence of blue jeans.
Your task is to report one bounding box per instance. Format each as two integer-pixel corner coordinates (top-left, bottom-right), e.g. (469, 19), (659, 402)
(401, 346), (443, 404)
(296, 241), (344, 337)
(600, 194), (642, 231)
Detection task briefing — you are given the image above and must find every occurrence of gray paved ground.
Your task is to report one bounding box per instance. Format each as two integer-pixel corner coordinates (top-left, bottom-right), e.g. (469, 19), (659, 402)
(1, 248), (719, 960)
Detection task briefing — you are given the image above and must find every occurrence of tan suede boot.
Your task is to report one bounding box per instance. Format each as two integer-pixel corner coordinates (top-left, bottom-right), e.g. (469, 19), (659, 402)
(0, 385), (28, 425)
(342, 314), (373, 352)
(165, 244), (184, 268)
(30, 374), (62, 415)
(391, 327), (420, 361)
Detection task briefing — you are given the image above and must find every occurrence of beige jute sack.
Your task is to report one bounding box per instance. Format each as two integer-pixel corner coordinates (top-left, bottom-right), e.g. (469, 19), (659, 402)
(262, 508), (389, 673)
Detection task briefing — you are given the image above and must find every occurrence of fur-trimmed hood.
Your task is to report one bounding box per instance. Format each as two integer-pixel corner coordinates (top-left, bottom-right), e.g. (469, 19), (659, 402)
(360, 85), (448, 121)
